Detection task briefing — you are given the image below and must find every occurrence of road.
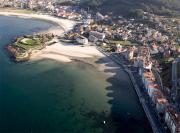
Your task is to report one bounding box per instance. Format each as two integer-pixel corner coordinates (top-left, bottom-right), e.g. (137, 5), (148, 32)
(172, 58), (180, 100)
(96, 46), (165, 133)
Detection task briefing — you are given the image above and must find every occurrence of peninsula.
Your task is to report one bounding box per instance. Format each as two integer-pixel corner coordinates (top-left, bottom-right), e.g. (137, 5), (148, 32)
(7, 34), (55, 62)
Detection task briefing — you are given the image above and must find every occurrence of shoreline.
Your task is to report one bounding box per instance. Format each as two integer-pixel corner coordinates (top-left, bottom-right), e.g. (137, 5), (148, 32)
(96, 46), (164, 133)
(0, 11), (105, 64)
(0, 11), (76, 31)
(0, 10), (153, 132)
(0, 11), (76, 36)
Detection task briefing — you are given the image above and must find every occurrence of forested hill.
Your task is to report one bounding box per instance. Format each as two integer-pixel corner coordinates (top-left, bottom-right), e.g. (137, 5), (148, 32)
(80, 0), (180, 16)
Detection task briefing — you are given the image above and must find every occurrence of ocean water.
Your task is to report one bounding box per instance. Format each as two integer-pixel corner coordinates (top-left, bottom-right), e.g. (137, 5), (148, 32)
(0, 15), (152, 133)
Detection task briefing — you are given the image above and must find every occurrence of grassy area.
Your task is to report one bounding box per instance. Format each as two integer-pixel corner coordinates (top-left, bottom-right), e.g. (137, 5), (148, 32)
(25, 39), (37, 45)
(8, 34), (54, 62)
(15, 42), (40, 51)
(23, 38), (40, 45)
(14, 38), (42, 51)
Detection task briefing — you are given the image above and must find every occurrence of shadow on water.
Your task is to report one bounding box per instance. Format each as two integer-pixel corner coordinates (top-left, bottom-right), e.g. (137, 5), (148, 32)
(83, 56), (153, 133)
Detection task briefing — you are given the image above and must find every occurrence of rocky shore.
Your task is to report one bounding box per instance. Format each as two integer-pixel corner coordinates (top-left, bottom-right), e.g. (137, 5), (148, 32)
(7, 34), (56, 62)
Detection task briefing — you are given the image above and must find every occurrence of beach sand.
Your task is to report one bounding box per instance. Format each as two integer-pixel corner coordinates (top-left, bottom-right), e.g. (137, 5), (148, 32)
(31, 42), (104, 62)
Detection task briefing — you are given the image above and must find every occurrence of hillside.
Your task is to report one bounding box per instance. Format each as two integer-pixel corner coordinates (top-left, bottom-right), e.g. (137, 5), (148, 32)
(80, 0), (180, 16)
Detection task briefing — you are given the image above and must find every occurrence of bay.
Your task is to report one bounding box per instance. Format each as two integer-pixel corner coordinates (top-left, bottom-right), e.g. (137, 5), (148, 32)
(0, 15), (152, 133)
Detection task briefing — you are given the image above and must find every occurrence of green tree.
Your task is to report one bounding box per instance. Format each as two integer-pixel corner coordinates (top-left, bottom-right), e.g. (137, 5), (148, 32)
(134, 9), (144, 18)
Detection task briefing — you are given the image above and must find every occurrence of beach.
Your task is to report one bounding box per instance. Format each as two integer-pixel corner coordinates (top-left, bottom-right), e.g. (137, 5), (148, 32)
(0, 11), (105, 64)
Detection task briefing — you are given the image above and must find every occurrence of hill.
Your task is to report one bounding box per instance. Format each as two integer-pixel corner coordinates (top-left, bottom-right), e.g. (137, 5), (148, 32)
(80, 0), (180, 16)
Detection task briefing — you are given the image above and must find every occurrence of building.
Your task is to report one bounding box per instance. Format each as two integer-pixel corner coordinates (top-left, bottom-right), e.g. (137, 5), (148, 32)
(165, 106), (180, 133)
(89, 31), (105, 41)
(76, 36), (88, 45)
(156, 98), (168, 113)
(88, 35), (98, 43)
(116, 44), (122, 53)
(28, 0), (38, 9)
(143, 61), (153, 71)
(147, 83), (159, 98)
(96, 12), (104, 21)
(124, 50), (134, 60)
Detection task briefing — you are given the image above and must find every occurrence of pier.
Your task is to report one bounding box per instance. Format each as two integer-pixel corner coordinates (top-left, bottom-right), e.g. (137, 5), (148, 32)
(97, 46), (165, 133)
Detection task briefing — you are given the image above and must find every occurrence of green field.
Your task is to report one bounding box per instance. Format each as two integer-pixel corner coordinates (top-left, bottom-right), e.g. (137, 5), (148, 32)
(14, 38), (42, 51)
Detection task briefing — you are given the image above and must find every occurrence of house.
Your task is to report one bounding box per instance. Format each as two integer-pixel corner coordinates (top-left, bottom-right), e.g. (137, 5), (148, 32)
(143, 61), (152, 71)
(142, 71), (155, 86)
(89, 35), (98, 43)
(76, 36), (88, 45)
(152, 90), (163, 104)
(83, 19), (93, 25)
(124, 47), (135, 60)
(96, 12), (104, 21)
(147, 83), (160, 98)
(116, 44), (122, 53)
(28, 0), (38, 9)
(134, 58), (144, 68)
(156, 98), (168, 113)
(89, 31), (105, 41)
(165, 106), (180, 133)
(122, 34), (128, 41)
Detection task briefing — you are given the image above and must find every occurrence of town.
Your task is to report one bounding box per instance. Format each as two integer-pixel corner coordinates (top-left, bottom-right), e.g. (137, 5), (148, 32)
(1, 0), (180, 133)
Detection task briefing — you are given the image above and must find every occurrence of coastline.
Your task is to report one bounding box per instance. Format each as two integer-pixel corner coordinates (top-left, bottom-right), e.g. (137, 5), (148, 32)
(96, 46), (164, 133)
(0, 10), (153, 132)
(0, 11), (76, 36)
(0, 11), (106, 65)
(0, 11), (76, 32)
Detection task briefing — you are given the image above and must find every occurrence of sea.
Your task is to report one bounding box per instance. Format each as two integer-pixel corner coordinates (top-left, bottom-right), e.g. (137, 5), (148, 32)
(0, 15), (152, 133)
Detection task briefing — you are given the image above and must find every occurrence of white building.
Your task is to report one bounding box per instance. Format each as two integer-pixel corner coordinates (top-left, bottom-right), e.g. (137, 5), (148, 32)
(143, 61), (152, 71)
(96, 12), (104, 21)
(76, 36), (88, 45)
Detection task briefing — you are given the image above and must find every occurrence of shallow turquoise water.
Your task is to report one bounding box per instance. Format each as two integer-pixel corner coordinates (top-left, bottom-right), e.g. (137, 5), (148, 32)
(0, 15), (152, 133)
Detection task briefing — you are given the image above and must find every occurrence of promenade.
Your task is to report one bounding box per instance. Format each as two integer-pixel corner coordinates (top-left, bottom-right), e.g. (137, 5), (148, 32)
(97, 46), (165, 133)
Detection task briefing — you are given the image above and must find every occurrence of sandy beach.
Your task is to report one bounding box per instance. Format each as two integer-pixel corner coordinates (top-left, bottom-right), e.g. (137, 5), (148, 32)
(31, 42), (104, 63)
(0, 11), (105, 64)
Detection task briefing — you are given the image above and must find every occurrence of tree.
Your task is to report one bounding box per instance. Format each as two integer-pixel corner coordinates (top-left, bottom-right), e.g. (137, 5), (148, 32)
(134, 9), (144, 18)
(129, 9), (144, 18)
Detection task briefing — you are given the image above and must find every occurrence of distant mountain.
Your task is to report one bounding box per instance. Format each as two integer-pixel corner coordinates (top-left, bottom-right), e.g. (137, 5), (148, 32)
(80, 0), (180, 16)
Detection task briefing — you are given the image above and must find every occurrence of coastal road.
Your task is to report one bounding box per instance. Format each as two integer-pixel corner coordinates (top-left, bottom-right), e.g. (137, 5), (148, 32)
(96, 46), (165, 133)
(172, 58), (180, 99)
